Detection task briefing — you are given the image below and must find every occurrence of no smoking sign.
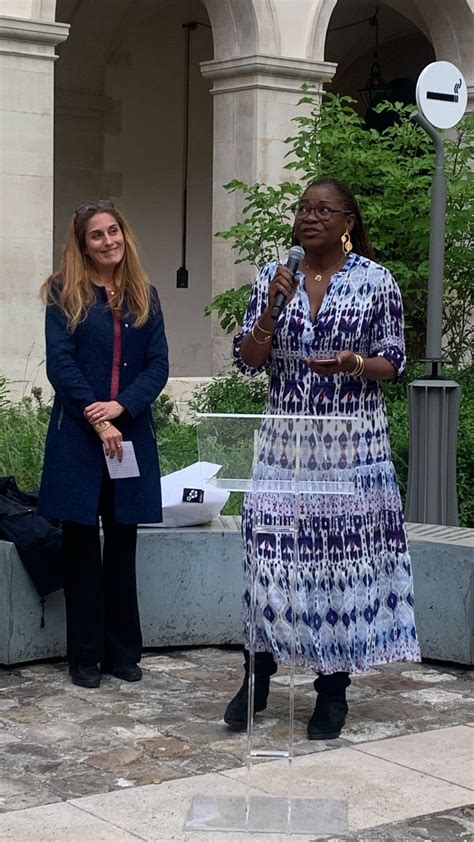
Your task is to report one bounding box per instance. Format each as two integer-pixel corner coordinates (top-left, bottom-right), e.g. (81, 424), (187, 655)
(416, 61), (467, 129)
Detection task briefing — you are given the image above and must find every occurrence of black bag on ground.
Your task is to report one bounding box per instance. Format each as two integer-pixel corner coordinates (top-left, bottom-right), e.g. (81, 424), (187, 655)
(0, 476), (63, 597)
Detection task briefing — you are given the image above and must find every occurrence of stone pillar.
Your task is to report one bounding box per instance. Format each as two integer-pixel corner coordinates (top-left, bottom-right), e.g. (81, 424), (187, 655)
(0, 16), (69, 393)
(200, 55), (336, 373)
(54, 90), (116, 269)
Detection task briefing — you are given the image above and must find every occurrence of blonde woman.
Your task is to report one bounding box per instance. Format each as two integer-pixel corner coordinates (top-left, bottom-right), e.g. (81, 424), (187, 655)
(38, 200), (169, 688)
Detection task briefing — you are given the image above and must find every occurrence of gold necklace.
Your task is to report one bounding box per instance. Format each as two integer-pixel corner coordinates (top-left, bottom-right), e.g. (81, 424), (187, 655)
(302, 256), (345, 283)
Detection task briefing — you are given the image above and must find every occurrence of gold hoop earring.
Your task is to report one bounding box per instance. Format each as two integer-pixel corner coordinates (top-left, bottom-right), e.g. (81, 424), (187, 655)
(341, 231), (352, 255)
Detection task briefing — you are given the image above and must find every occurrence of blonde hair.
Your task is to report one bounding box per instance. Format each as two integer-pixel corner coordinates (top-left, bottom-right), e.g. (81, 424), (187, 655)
(41, 201), (152, 329)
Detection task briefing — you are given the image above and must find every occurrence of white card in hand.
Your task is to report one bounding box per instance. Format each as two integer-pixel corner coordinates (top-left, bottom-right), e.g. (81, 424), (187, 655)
(103, 441), (140, 479)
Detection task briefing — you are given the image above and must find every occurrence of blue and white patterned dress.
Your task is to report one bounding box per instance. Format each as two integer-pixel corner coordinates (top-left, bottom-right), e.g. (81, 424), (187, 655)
(233, 252), (421, 674)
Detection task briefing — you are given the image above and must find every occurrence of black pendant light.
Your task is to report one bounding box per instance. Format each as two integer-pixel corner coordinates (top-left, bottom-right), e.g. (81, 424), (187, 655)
(359, 4), (389, 109)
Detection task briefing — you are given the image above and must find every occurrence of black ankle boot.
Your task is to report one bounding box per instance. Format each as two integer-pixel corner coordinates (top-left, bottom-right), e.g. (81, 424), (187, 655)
(307, 672), (351, 740)
(69, 664), (100, 689)
(224, 650), (277, 731)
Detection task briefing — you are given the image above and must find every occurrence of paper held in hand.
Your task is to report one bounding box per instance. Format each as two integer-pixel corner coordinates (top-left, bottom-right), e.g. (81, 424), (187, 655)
(103, 441), (140, 479)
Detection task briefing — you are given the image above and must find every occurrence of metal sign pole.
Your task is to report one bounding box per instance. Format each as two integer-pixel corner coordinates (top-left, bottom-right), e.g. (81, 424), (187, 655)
(411, 110), (445, 375)
(405, 63), (466, 526)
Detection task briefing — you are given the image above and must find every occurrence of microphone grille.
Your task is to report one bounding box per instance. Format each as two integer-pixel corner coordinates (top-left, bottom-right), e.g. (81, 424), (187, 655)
(288, 245), (305, 263)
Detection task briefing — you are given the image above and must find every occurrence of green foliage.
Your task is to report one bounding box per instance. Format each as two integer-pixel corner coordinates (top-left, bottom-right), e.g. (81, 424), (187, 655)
(151, 392), (179, 429)
(157, 423), (198, 475)
(203, 284), (252, 335)
(453, 366), (474, 529)
(383, 383), (410, 497)
(187, 373), (268, 517)
(208, 92), (474, 367)
(442, 120), (474, 367)
(188, 371), (267, 416)
(1, 371), (472, 527)
(0, 377), (50, 490)
(152, 394), (198, 479)
(214, 179), (301, 268)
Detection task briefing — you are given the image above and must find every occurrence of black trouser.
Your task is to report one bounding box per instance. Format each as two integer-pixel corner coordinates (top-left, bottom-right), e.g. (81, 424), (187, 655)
(62, 472), (142, 667)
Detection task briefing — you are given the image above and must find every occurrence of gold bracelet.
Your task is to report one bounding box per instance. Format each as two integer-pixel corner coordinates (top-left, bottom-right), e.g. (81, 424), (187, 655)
(353, 355), (364, 376)
(253, 320), (272, 337)
(250, 324), (272, 344)
(348, 354), (365, 376)
(93, 420), (111, 433)
(355, 355), (365, 376)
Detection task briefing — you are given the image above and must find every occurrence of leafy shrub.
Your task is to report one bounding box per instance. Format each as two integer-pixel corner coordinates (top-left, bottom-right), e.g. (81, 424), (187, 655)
(189, 371), (267, 416)
(1, 372), (472, 527)
(151, 393), (179, 429)
(0, 377), (50, 490)
(187, 372), (268, 516)
(157, 422), (198, 475)
(454, 367), (474, 529)
(207, 92), (474, 368)
(384, 385), (409, 498)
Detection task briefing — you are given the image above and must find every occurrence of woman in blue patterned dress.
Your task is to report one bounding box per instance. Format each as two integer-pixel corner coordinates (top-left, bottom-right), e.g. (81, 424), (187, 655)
(224, 178), (421, 739)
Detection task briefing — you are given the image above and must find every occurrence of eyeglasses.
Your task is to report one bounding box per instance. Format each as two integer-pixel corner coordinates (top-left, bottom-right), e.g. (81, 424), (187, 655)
(74, 200), (115, 217)
(294, 202), (352, 221)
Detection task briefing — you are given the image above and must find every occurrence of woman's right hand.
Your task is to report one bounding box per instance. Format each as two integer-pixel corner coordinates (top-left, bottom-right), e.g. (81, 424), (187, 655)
(267, 264), (299, 313)
(99, 424), (123, 461)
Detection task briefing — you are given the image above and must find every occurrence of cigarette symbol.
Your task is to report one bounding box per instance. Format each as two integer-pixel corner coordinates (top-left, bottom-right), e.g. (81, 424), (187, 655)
(427, 78), (462, 104)
(427, 91), (458, 103)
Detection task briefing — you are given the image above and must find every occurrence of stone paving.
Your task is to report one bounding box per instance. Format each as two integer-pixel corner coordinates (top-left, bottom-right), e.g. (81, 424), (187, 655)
(0, 647), (473, 839)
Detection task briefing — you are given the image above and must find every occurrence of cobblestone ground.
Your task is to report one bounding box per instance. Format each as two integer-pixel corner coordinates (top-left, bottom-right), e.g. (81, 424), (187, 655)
(0, 648), (473, 838)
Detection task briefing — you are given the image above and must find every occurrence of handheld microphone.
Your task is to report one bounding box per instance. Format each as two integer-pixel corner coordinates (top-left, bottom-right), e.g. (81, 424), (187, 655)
(271, 245), (305, 320)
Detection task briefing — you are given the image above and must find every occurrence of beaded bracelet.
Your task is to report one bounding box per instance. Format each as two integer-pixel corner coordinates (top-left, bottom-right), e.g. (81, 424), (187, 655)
(348, 353), (365, 376)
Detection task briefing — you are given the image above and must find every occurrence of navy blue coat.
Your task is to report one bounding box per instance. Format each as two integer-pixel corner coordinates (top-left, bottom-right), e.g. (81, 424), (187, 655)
(38, 285), (169, 525)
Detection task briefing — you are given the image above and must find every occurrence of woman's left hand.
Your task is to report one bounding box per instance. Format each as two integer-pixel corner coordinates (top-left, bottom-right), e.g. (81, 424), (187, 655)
(84, 400), (124, 424)
(305, 350), (358, 376)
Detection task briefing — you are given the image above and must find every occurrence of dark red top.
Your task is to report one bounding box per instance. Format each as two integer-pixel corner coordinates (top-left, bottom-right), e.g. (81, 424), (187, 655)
(106, 290), (122, 400)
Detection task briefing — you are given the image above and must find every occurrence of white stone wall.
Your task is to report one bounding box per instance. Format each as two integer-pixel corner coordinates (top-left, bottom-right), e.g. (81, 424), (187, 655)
(0, 13), (68, 393)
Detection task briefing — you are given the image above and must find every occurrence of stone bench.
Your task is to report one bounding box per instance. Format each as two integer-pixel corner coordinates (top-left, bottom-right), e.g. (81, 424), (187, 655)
(1, 518), (472, 666)
(0, 517), (244, 666)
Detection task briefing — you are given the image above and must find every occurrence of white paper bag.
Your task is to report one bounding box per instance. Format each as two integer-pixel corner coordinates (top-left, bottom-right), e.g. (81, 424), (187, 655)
(142, 461), (230, 528)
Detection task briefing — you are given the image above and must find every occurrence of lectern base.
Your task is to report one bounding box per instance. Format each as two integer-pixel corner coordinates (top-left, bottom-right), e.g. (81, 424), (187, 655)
(184, 794), (348, 835)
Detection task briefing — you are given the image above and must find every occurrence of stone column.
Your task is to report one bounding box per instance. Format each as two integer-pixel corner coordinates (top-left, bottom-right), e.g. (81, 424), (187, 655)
(0, 16), (69, 393)
(200, 55), (336, 373)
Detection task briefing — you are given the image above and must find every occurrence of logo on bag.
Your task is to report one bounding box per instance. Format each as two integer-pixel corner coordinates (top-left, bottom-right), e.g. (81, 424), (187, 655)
(182, 488), (204, 503)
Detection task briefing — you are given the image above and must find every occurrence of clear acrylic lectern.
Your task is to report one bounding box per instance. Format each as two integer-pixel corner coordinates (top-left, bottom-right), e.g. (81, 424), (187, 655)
(184, 413), (355, 835)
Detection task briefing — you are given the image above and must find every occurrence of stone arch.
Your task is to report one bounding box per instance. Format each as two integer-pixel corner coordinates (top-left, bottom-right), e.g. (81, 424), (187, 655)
(306, 0), (339, 61)
(321, 0), (473, 107)
(202, 0), (343, 62)
(201, 0), (261, 60)
(410, 0), (473, 98)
